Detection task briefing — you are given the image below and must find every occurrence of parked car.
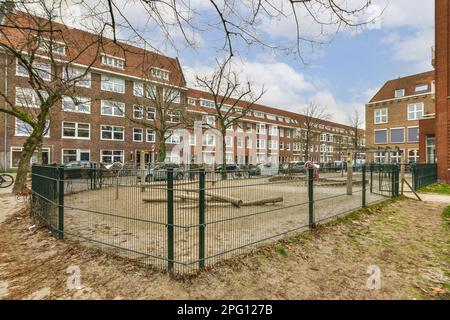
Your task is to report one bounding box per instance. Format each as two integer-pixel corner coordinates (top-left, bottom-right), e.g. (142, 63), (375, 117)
(214, 163), (240, 173)
(240, 164), (261, 176)
(145, 163), (185, 182)
(279, 162), (305, 174)
(64, 160), (105, 169)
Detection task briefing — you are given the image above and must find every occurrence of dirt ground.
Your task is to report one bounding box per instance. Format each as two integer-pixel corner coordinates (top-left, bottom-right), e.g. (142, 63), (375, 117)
(0, 197), (448, 300)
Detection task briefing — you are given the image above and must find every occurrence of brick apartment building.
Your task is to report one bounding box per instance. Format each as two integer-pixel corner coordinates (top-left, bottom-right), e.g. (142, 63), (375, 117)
(365, 71), (435, 164)
(433, 0), (450, 183)
(0, 10), (364, 170)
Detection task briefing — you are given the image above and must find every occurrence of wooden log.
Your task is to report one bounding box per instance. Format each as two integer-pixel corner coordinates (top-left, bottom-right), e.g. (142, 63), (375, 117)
(142, 198), (167, 203)
(180, 203), (232, 210)
(205, 191), (243, 207)
(242, 196), (283, 207)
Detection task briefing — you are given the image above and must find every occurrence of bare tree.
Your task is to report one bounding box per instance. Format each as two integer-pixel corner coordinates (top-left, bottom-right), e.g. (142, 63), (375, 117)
(347, 109), (364, 161)
(74, 0), (383, 62)
(127, 81), (192, 164)
(0, 0), (104, 193)
(295, 102), (330, 161)
(195, 58), (264, 179)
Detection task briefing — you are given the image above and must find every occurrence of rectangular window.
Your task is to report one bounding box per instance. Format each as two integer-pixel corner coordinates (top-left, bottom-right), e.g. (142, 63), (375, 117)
(133, 82), (144, 96)
(101, 125), (124, 141)
(269, 126), (278, 136)
(62, 149), (90, 163)
(165, 131), (180, 144)
(200, 99), (215, 108)
(374, 108), (388, 124)
(147, 107), (156, 120)
(415, 84), (428, 93)
(394, 89), (405, 98)
(187, 98), (196, 105)
(146, 129), (156, 143)
(146, 85), (157, 99)
(257, 139), (266, 149)
(390, 128), (405, 144)
(225, 136), (233, 147)
(15, 87), (48, 108)
(101, 75), (125, 93)
(254, 111), (265, 118)
(101, 100), (125, 117)
(15, 118), (50, 137)
(257, 124), (266, 134)
(62, 96), (91, 113)
(407, 126), (419, 143)
(203, 135), (215, 147)
(189, 134), (196, 146)
(133, 105), (144, 119)
(101, 55), (124, 69)
(62, 122), (90, 139)
(62, 66), (91, 87)
(10, 146), (50, 168)
(268, 140), (278, 150)
(38, 38), (66, 55)
(374, 129), (388, 144)
(408, 149), (419, 164)
(100, 150), (124, 163)
(133, 128), (143, 142)
(163, 89), (181, 104)
(203, 115), (215, 127)
(408, 103), (424, 120)
(16, 60), (52, 81)
(237, 136), (243, 148)
(151, 68), (169, 80)
(168, 111), (181, 123)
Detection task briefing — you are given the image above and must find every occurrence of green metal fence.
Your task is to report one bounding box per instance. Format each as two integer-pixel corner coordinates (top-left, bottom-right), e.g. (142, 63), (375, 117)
(30, 163), (398, 274)
(410, 163), (438, 191)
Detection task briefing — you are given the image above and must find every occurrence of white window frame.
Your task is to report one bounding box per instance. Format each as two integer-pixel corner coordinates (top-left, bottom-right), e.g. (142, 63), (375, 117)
(133, 128), (143, 142)
(62, 96), (91, 114)
(62, 66), (91, 88)
(407, 126), (419, 143)
(407, 103), (424, 121)
(101, 100), (125, 118)
(61, 149), (90, 163)
(390, 127), (405, 144)
(100, 125), (125, 141)
(394, 89), (405, 98)
(146, 129), (156, 143)
(37, 38), (66, 55)
(374, 108), (388, 124)
(15, 87), (48, 108)
(133, 105), (144, 119)
(15, 118), (50, 137)
(100, 75), (125, 94)
(133, 82), (144, 97)
(101, 54), (125, 69)
(62, 121), (90, 140)
(100, 150), (124, 163)
(203, 135), (215, 147)
(374, 129), (388, 145)
(151, 68), (170, 80)
(147, 107), (156, 120)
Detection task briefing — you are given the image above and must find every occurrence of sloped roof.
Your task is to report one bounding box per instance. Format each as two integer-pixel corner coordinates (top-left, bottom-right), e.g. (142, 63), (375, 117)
(369, 71), (435, 103)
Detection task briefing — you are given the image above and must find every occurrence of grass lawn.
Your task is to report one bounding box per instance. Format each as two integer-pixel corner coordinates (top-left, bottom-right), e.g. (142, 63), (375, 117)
(418, 183), (450, 195)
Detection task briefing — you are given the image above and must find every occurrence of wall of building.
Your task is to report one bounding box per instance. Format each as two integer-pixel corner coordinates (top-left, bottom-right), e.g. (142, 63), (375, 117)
(418, 117), (435, 163)
(365, 94), (434, 163)
(435, 0), (450, 182)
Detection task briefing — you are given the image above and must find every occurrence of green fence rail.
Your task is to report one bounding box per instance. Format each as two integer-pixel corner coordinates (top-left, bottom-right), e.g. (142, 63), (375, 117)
(411, 163), (438, 191)
(30, 163), (398, 274)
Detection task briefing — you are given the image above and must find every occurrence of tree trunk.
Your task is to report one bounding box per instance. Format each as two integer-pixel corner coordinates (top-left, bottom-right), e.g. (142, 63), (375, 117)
(13, 132), (42, 194)
(157, 134), (167, 163)
(221, 129), (227, 180)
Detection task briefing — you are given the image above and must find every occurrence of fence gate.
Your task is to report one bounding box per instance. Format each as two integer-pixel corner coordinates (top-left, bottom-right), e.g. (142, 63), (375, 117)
(369, 164), (399, 197)
(31, 165), (64, 239)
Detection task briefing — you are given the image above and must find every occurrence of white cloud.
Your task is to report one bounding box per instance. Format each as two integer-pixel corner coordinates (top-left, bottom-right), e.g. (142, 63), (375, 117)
(184, 59), (364, 124)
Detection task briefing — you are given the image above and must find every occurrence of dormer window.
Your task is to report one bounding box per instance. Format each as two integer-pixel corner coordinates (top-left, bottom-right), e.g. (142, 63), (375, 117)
(151, 68), (170, 80)
(101, 54), (125, 69)
(415, 84), (429, 93)
(394, 89), (405, 98)
(37, 38), (66, 56)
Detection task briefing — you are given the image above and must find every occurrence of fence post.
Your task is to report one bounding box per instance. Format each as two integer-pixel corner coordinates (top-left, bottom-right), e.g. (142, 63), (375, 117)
(411, 163), (417, 191)
(362, 164), (367, 208)
(346, 158), (353, 196)
(58, 166), (65, 240)
(307, 168), (315, 228)
(369, 163), (373, 194)
(198, 169), (206, 270)
(167, 168), (174, 273)
(395, 165), (400, 196)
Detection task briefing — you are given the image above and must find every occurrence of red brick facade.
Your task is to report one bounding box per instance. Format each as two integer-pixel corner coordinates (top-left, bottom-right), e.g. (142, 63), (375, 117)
(435, 0), (450, 183)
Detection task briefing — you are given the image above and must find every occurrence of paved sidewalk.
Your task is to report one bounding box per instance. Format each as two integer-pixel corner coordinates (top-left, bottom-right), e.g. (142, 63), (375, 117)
(417, 193), (450, 204)
(0, 177), (22, 223)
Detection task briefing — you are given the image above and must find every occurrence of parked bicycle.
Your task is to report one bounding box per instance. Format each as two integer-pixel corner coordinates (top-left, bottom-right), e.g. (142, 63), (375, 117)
(0, 173), (14, 188)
